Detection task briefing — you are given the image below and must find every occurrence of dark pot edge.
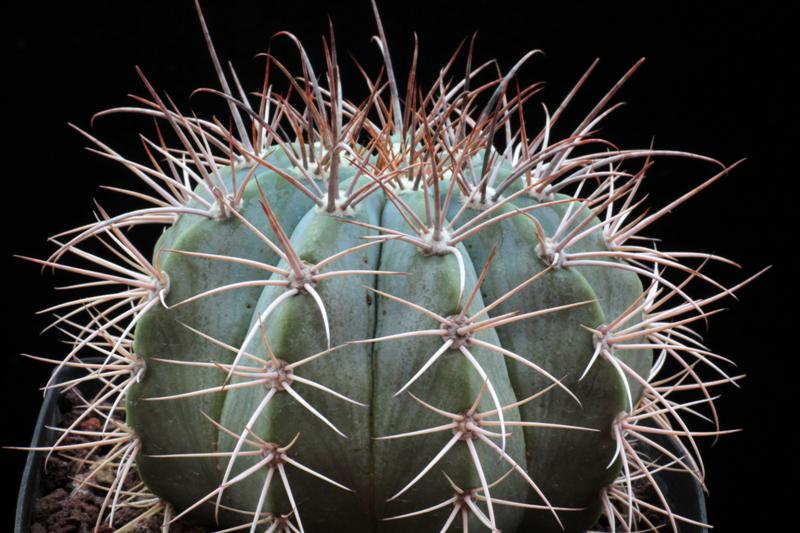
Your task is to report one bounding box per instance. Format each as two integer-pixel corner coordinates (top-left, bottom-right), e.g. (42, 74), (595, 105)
(14, 358), (106, 533)
(636, 432), (709, 533)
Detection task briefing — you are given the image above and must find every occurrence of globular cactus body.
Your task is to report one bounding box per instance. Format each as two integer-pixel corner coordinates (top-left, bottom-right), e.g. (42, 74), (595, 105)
(468, 192), (651, 532)
(127, 162), (320, 515)
(17, 2), (762, 533)
(126, 161), (651, 532)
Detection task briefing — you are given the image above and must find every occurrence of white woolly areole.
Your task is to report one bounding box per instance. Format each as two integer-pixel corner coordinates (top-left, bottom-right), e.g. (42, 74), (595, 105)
(525, 179), (555, 201)
(535, 237), (565, 268)
(315, 194), (358, 217)
(462, 187), (500, 211)
(422, 227), (454, 255)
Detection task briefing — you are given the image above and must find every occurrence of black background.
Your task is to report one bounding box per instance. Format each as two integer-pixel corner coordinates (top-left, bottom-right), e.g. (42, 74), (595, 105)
(5, 1), (794, 531)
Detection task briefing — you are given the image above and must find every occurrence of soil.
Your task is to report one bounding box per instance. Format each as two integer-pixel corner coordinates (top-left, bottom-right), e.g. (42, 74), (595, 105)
(29, 389), (207, 533)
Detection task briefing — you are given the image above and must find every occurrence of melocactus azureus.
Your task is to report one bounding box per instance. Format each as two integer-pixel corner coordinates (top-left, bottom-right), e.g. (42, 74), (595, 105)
(17, 1), (764, 532)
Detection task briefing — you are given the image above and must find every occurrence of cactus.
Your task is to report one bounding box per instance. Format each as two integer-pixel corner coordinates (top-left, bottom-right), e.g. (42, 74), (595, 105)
(16, 1), (765, 532)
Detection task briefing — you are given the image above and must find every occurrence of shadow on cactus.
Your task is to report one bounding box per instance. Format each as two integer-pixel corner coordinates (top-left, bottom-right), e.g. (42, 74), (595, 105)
(15, 1), (766, 532)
